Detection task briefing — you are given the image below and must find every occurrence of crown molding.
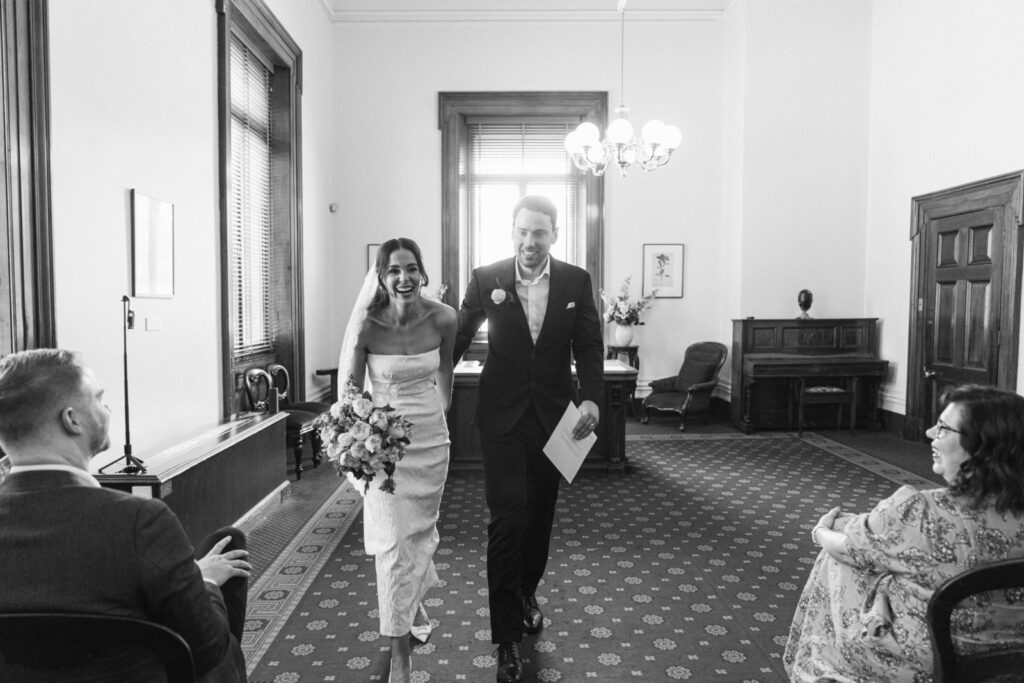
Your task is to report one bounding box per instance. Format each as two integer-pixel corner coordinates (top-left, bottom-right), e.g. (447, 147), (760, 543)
(325, 8), (723, 23)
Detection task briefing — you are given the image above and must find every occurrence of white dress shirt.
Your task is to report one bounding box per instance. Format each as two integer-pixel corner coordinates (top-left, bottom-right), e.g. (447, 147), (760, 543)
(515, 257), (551, 343)
(8, 463), (101, 487)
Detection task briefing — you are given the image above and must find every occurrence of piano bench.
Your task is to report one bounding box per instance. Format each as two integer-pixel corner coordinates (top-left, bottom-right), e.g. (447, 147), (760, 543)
(795, 378), (858, 436)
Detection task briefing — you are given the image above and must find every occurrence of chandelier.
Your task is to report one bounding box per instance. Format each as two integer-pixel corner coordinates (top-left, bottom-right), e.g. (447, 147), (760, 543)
(564, 0), (681, 177)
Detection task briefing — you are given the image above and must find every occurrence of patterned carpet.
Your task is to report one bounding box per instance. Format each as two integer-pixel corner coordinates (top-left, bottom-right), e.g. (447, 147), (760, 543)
(242, 432), (935, 682)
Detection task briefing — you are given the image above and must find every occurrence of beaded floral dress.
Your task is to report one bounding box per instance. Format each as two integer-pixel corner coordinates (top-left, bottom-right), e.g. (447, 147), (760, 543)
(784, 486), (1024, 681)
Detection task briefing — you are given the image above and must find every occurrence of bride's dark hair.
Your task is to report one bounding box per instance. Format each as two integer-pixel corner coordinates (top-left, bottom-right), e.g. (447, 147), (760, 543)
(369, 238), (430, 309)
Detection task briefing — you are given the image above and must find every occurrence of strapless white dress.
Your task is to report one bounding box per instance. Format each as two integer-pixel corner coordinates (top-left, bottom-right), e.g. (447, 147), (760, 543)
(360, 349), (450, 636)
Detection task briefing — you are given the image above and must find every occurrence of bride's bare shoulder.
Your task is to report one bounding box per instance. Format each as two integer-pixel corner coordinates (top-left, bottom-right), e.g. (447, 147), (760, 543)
(423, 298), (456, 325)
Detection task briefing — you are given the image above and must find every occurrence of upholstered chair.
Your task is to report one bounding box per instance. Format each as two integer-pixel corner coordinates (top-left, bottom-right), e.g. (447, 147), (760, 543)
(640, 342), (728, 431)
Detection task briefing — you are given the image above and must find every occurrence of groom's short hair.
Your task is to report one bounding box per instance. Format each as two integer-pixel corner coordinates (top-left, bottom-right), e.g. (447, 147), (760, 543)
(512, 195), (557, 228)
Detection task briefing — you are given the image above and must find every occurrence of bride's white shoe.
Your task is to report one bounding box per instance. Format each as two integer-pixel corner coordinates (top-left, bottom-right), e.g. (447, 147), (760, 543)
(410, 603), (432, 643)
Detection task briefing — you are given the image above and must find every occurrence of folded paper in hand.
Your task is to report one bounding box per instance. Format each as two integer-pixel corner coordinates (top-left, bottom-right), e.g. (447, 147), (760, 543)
(543, 402), (597, 484)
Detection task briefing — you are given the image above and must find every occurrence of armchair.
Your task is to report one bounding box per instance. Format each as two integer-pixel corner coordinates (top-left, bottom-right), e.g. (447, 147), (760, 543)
(640, 342), (728, 431)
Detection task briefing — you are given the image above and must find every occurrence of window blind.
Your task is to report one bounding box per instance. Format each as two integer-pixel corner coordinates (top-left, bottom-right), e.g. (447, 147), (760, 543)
(228, 38), (274, 358)
(466, 118), (581, 273)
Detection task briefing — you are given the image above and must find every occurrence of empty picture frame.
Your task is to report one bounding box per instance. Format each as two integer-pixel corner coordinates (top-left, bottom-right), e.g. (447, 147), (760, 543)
(367, 243), (380, 271)
(131, 190), (174, 298)
(642, 243), (684, 298)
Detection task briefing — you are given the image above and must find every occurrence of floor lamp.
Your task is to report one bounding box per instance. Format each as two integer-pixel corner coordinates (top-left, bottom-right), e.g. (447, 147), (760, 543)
(100, 295), (146, 474)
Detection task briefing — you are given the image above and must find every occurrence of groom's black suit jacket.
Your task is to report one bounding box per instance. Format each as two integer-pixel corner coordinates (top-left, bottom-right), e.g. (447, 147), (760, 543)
(453, 256), (605, 436)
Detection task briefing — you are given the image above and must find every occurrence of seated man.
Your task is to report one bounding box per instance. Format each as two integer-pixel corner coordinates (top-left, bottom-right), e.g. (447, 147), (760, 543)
(0, 348), (251, 682)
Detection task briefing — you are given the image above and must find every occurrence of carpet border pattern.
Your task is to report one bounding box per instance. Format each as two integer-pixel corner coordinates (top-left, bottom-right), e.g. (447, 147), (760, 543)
(242, 480), (363, 675)
(628, 431), (936, 489)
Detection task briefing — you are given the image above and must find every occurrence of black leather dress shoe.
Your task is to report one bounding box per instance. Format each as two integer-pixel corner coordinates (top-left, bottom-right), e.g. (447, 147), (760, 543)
(495, 642), (523, 683)
(523, 594), (543, 634)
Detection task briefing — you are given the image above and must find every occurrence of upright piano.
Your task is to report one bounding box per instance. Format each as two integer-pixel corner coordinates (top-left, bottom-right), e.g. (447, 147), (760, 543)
(730, 318), (889, 432)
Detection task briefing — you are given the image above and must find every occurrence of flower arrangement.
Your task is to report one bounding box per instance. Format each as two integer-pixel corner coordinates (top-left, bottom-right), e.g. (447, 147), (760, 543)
(599, 276), (657, 326)
(315, 377), (414, 494)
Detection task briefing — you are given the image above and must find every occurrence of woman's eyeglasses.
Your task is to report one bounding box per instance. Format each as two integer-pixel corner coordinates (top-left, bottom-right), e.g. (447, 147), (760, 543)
(934, 419), (964, 437)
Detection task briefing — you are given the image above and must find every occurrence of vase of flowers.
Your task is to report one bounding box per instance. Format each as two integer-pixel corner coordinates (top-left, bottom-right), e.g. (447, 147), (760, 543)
(315, 377), (414, 494)
(613, 324), (635, 346)
(600, 276), (657, 346)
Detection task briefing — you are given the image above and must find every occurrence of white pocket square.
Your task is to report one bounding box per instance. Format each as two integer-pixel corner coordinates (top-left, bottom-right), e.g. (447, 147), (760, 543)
(566, 302), (576, 309)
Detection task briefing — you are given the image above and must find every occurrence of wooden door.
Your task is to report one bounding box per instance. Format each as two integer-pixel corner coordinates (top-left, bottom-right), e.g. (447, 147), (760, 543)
(923, 210), (999, 421)
(906, 172), (1024, 441)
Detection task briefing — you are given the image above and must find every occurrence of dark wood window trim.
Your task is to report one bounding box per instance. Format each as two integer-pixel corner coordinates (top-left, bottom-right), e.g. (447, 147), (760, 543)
(438, 91), (606, 309)
(905, 170), (1023, 439)
(1, 0), (55, 354)
(216, 0), (304, 415)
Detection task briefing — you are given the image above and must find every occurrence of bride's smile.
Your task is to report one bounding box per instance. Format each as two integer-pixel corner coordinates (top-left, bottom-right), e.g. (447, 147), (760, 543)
(384, 248), (423, 301)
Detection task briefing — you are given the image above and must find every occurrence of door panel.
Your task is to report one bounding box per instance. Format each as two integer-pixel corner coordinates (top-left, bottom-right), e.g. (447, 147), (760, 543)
(925, 210), (997, 422)
(906, 171), (1023, 442)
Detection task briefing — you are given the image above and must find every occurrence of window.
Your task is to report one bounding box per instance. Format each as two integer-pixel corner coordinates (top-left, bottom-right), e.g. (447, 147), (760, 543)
(217, 0), (303, 415)
(439, 92), (606, 318)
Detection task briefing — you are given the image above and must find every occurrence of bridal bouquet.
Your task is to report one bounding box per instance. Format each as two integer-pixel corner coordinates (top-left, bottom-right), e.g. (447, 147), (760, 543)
(599, 275), (657, 326)
(315, 378), (413, 494)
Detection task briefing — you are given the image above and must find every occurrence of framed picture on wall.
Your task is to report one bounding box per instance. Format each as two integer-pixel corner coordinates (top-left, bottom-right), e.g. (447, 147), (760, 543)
(367, 243), (380, 271)
(642, 243), (684, 298)
(131, 189), (175, 298)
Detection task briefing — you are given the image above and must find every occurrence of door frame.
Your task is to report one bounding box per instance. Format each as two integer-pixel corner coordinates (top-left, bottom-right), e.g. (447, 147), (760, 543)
(905, 170), (1024, 440)
(1, 0), (56, 353)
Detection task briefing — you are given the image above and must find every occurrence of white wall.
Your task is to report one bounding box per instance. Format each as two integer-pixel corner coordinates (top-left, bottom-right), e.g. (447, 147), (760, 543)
(44, 0), (1024, 465)
(49, 0), (336, 467)
(864, 0), (1024, 412)
(331, 13), (726, 388)
(733, 0), (872, 320)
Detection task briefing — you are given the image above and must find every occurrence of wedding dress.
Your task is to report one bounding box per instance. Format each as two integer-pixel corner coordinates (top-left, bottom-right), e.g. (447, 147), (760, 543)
(361, 349), (450, 637)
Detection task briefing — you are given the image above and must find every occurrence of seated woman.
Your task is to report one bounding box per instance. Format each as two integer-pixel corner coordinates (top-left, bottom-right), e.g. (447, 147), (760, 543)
(784, 384), (1024, 682)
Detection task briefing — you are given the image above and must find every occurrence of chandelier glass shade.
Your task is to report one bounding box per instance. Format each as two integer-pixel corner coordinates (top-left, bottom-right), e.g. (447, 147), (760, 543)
(564, 1), (681, 177)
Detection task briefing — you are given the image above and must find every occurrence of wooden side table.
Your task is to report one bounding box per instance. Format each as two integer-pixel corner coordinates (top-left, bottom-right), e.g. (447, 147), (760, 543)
(606, 345), (639, 415)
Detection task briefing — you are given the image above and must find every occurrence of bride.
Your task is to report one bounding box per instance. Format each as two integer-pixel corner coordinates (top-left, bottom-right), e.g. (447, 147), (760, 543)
(338, 237), (456, 682)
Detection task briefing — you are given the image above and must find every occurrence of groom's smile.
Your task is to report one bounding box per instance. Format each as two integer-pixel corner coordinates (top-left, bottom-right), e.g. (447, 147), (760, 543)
(511, 207), (558, 277)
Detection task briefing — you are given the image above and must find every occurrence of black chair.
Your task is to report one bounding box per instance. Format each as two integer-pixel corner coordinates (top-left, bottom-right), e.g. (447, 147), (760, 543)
(927, 557), (1024, 682)
(268, 363), (328, 479)
(244, 367), (320, 480)
(641, 342), (728, 431)
(0, 612), (194, 682)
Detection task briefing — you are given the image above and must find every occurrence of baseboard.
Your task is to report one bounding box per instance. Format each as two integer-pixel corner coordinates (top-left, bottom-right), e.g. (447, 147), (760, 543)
(234, 481), (290, 533)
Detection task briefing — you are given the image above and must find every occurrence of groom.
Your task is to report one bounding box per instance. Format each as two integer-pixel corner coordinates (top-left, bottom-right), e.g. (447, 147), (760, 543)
(453, 195), (604, 683)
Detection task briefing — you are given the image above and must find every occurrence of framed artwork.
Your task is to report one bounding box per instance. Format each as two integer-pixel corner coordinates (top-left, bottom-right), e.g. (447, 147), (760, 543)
(131, 189), (174, 298)
(367, 243), (380, 271)
(642, 243), (684, 298)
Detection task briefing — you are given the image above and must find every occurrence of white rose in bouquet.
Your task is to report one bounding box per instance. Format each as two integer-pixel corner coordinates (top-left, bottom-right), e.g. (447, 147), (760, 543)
(352, 397), (373, 418)
(350, 420), (372, 441)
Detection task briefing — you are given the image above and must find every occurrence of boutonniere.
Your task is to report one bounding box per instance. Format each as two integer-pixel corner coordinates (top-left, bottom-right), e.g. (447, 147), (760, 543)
(490, 276), (514, 306)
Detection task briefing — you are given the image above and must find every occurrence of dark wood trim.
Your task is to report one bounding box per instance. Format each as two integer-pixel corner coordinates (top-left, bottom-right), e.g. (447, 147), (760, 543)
(438, 91), (606, 308)
(905, 170), (1024, 440)
(1, 0), (55, 353)
(216, 0), (304, 415)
